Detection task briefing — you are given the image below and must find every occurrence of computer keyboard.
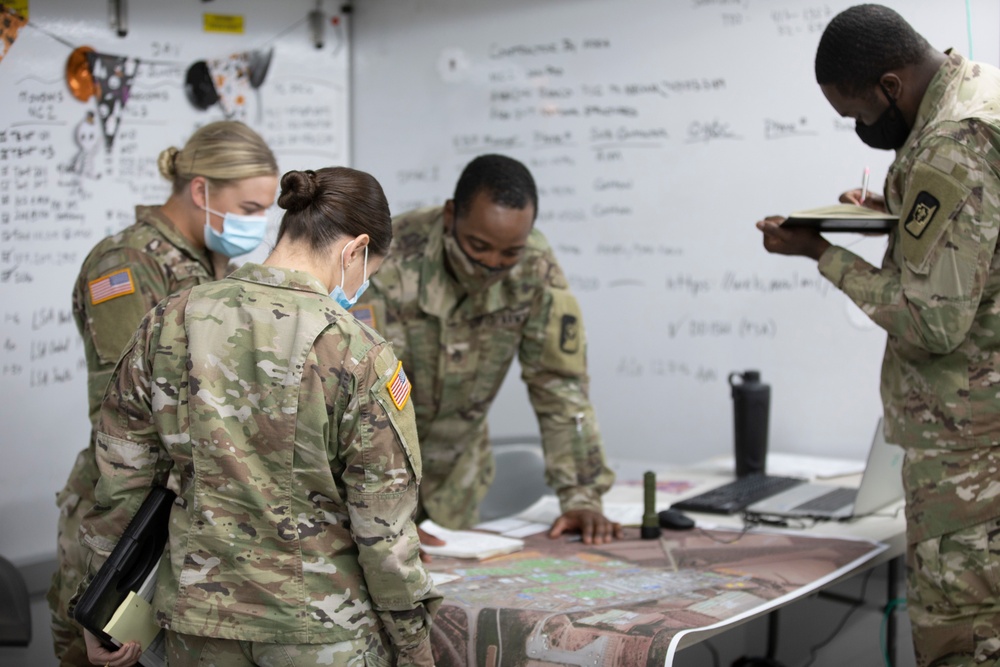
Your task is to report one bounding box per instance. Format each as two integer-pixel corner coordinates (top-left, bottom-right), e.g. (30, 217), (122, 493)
(672, 475), (806, 515)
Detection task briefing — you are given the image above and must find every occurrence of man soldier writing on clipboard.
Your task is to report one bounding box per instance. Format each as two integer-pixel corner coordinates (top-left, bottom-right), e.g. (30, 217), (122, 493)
(756, 5), (1000, 664)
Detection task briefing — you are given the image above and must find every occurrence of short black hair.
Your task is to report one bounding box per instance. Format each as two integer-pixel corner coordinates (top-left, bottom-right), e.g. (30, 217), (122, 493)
(453, 154), (538, 220)
(815, 4), (933, 97)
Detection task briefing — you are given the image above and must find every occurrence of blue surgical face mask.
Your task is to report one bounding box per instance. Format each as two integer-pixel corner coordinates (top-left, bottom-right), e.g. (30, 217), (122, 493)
(202, 186), (268, 257)
(330, 240), (369, 310)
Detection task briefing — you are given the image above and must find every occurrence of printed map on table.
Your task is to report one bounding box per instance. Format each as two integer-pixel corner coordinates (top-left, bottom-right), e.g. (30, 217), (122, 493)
(428, 528), (885, 666)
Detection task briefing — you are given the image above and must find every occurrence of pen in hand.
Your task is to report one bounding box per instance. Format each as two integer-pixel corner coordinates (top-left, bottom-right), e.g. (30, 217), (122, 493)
(860, 166), (870, 205)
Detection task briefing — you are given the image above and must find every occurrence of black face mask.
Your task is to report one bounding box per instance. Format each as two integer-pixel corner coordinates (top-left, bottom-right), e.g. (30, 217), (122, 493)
(855, 83), (910, 150)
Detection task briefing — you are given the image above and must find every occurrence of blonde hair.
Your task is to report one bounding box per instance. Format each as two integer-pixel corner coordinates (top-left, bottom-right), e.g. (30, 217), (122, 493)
(156, 121), (278, 194)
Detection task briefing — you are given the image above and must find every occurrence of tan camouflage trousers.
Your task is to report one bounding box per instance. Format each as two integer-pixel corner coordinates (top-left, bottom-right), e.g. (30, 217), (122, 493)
(46, 488), (89, 667)
(907, 516), (1000, 666)
(165, 631), (393, 667)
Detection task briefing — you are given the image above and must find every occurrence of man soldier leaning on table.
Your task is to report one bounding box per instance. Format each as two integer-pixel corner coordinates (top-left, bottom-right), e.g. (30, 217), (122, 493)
(355, 154), (623, 545)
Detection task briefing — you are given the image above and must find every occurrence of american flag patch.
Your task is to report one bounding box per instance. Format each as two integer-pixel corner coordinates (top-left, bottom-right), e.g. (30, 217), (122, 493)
(88, 268), (135, 305)
(386, 361), (411, 410)
(352, 304), (376, 330)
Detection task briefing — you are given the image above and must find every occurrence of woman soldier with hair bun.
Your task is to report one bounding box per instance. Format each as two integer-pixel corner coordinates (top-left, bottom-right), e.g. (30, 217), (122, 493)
(50, 121), (279, 665)
(81, 167), (440, 666)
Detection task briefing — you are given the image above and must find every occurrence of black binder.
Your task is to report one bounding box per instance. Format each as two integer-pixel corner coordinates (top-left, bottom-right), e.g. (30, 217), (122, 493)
(782, 216), (896, 233)
(74, 486), (176, 646)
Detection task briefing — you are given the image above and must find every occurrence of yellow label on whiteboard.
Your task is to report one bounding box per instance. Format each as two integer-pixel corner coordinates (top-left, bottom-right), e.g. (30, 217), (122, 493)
(5, 0), (29, 19)
(203, 13), (245, 34)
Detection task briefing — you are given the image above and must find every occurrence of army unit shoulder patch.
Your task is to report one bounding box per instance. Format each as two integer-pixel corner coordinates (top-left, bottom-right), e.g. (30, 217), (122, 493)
(352, 304), (377, 330)
(904, 191), (941, 239)
(559, 314), (580, 354)
(88, 268), (135, 305)
(386, 361), (411, 410)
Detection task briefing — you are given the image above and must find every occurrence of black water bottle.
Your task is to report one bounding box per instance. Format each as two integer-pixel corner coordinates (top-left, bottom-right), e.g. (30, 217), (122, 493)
(729, 370), (770, 478)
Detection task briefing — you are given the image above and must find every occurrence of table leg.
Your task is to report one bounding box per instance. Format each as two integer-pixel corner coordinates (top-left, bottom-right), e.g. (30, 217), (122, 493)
(766, 609), (779, 660)
(887, 556), (900, 666)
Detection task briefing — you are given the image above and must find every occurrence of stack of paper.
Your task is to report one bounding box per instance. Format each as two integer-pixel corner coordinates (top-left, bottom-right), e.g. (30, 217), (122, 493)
(475, 516), (550, 538)
(419, 520), (525, 559)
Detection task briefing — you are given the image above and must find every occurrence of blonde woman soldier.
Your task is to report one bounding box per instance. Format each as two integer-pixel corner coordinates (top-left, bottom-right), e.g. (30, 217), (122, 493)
(48, 120), (279, 666)
(81, 167), (440, 666)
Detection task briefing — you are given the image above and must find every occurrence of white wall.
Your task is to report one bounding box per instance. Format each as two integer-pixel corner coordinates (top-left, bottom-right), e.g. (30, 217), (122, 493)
(0, 0), (350, 563)
(351, 0), (999, 467)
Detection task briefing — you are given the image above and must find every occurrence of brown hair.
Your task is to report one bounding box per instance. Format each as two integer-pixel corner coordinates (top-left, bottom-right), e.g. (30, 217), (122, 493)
(276, 167), (392, 255)
(157, 121), (278, 194)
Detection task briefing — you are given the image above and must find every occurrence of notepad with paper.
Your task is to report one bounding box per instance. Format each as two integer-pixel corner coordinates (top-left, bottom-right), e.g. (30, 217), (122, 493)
(103, 591), (160, 651)
(419, 520), (525, 559)
(102, 558), (166, 667)
(783, 204), (897, 233)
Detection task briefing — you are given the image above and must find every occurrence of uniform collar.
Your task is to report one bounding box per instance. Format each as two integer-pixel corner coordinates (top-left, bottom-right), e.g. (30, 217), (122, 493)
(137, 205), (214, 274)
(909, 50), (965, 144)
(228, 262), (329, 295)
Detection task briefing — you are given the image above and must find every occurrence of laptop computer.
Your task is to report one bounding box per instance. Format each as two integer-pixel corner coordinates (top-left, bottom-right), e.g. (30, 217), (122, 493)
(746, 419), (904, 520)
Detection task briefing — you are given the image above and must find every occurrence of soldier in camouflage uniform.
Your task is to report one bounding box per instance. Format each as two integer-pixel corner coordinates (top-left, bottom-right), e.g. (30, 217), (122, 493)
(49, 121), (279, 666)
(355, 154), (621, 544)
(78, 167), (440, 667)
(757, 6), (1000, 665)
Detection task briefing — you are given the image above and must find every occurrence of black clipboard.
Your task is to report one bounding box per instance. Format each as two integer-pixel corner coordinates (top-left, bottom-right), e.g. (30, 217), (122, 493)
(74, 486), (176, 646)
(782, 216), (896, 233)
(782, 204), (898, 234)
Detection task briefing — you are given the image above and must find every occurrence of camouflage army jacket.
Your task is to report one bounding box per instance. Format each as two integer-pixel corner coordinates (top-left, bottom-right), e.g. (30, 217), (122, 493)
(818, 52), (1000, 542)
(356, 206), (614, 529)
(73, 205), (216, 426)
(83, 263), (440, 659)
(62, 206), (217, 507)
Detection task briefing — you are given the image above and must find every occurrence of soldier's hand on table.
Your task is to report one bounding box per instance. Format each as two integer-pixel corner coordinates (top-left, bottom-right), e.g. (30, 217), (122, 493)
(756, 216), (831, 260)
(84, 629), (141, 667)
(548, 509), (623, 545)
(417, 524), (446, 563)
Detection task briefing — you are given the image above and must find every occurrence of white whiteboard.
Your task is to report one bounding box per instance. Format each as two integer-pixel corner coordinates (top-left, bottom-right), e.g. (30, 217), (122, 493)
(0, 0), (350, 561)
(352, 0), (999, 465)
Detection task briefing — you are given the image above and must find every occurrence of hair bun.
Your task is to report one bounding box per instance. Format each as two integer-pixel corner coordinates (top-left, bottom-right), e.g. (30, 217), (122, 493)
(277, 169), (319, 213)
(157, 146), (180, 180)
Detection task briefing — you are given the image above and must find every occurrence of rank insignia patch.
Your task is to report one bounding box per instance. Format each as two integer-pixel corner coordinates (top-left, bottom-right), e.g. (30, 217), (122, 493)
(386, 361), (411, 410)
(88, 268), (135, 305)
(904, 191), (940, 239)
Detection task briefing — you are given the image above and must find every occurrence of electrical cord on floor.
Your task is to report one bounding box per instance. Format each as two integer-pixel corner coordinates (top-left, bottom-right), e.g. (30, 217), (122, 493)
(880, 597), (907, 667)
(798, 568), (874, 667)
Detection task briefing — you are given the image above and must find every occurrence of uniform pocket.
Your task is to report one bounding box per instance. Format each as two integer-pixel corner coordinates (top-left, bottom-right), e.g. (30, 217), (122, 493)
(363, 651), (392, 667)
(469, 327), (519, 405)
(373, 390), (422, 482)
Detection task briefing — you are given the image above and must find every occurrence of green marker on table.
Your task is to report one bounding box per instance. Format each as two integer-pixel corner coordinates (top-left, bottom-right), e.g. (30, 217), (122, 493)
(641, 471), (662, 539)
